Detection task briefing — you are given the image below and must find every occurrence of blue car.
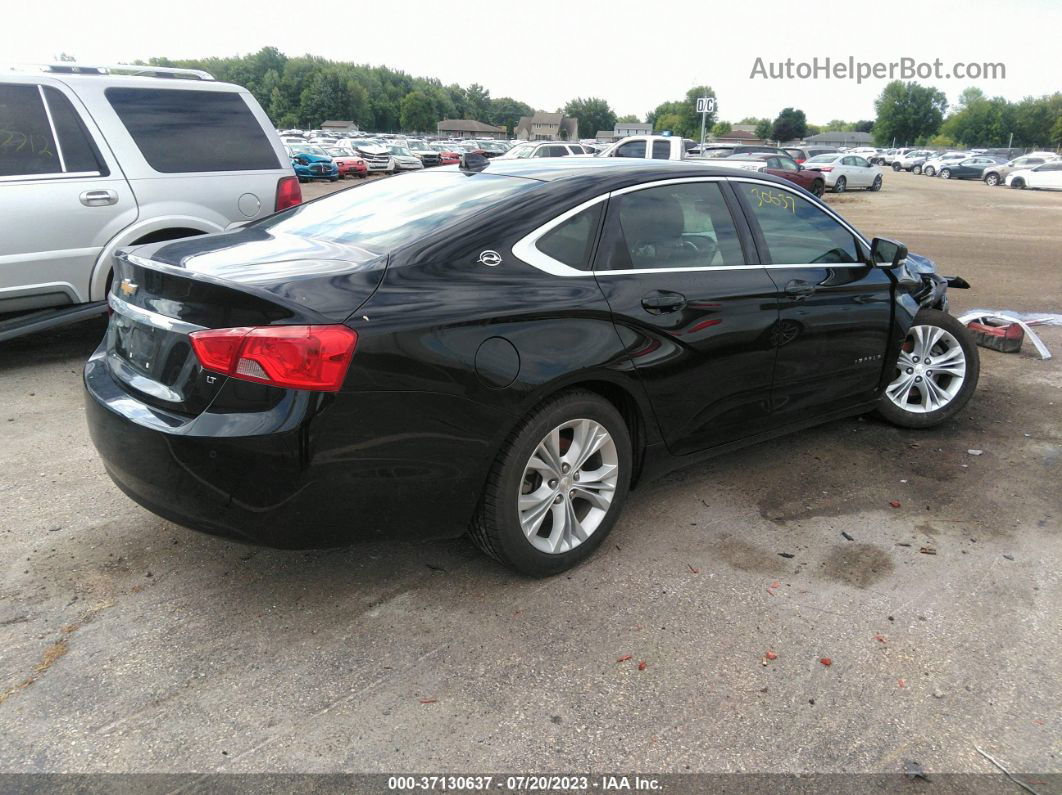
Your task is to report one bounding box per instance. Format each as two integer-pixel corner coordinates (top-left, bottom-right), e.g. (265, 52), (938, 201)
(287, 145), (339, 183)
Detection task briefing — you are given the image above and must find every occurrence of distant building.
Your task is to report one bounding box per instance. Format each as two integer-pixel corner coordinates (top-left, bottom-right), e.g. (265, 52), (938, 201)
(595, 130), (616, 143)
(515, 111), (578, 141)
(709, 129), (766, 145)
(802, 131), (875, 147)
(320, 120), (360, 134)
(436, 119), (508, 139)
(615, 122), (652, 137)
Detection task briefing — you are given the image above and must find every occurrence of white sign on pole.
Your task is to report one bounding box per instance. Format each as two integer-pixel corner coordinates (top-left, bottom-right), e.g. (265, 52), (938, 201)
(696, 97), (716, 114)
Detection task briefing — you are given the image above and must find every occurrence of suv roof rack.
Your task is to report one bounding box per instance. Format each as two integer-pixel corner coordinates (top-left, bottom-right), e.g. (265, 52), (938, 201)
(19, 63), (215, 81)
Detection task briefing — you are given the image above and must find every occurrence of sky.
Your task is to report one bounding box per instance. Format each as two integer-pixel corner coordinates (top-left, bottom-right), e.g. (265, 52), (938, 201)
(3, 0), (1059, 123)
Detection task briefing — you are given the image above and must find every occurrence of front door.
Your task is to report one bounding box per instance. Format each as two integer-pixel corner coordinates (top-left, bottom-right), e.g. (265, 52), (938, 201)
(594, 179), (780, 455)
(733, 180), (894, 424)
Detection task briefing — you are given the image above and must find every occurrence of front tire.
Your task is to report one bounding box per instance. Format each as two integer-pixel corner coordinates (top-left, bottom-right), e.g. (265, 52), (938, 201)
(870, 175), (883, 192)
(924, 166), (935, 177)
(876, 309), (979, 429)
(469, 390), (632, 576)
(985, 173), (1000, 186)
(940, 169), (952, 179)
(811, 180), (825, 197)
(1010, 178), (1026, 189)
(833, 176), (847, 193)
(913, 165), (922, 175)
(892, 162), (901, 171)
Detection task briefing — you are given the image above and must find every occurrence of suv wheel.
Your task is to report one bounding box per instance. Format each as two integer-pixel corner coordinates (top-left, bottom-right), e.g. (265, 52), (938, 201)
(924, 166), (935, 177)
(913, 165), (923, 175)
(892, 162), (901, 171)
(876, 309), (979, 429)
(985, 173), (1000, 186)
(469, 391), (632, 576)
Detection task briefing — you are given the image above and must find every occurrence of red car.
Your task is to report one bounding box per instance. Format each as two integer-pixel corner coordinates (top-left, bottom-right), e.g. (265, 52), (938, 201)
(326, 149), (368, 179)
(725, 153), (826, 197)
(433, 146), (462, 166)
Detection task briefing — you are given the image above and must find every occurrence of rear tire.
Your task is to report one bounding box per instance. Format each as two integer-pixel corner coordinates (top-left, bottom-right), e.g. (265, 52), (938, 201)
(833, 176), (847, 193)
(892, 162), (901, 171)
(924, 166), (935, 177)
(876, 309), (979, 429)
(469, 390), (632, 576)
(985, 173), (1000, 186)
(913, 165), (922, 175)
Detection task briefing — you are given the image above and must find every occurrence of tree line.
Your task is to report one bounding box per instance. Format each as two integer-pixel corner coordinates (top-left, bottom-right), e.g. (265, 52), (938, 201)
(138, 49), (1060, 147)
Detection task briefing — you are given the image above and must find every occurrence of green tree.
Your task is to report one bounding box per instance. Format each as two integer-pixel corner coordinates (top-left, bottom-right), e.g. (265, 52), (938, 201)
(854, 120), (875, 133)
(771, 107), (808, 142)
(754, 119), (773, 140)
(654, 112), (684, 134)
(399, 90), (435, 132)
(648, 86), (717, 138)
(489, 97), (533, 135)
(873, 80), (948, 146)
(464, 83), (491, 120)
(711, 121), (732, 137)
(616, 114), (641, 124)
(563, 97), (617, 139)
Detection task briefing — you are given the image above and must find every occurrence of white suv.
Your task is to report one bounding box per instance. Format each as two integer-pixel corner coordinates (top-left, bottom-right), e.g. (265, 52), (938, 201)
(0, 64), (299, 340)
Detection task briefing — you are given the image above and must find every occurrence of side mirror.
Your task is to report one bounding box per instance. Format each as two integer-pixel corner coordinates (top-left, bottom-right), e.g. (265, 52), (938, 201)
(870, 237), (908, 268)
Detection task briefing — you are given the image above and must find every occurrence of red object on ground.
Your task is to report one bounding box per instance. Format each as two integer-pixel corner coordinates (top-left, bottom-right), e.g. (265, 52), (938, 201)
(890, 500), (902, 508)
(966, 319), (1024, 353)
(765, 650), (778, 661)
(820, 657), (832, 667)
(638, 661), (647, 671)
(616, 655), (632, 663)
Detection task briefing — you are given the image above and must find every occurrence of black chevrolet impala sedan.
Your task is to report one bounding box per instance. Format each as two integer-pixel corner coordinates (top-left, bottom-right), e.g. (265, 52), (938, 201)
(85, 158), (979, 575)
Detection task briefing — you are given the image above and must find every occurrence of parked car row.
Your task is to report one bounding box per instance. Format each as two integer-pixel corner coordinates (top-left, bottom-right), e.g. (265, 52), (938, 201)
(867, 146), (1061, 189)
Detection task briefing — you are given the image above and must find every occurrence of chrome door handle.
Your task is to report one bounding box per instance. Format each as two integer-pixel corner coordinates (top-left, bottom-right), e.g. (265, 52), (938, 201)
(641, 290), (687, 315)
(784, 279), (816, 299)
(80, 190), (118, 207)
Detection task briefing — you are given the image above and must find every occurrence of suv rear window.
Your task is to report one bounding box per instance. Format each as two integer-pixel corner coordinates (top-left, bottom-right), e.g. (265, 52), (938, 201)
(106, 88), (280, 173)
(0, 84), (60, 177)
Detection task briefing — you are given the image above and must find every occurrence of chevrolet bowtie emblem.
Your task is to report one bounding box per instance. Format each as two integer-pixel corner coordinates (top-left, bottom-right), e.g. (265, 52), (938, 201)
(119, 278), (138, 297)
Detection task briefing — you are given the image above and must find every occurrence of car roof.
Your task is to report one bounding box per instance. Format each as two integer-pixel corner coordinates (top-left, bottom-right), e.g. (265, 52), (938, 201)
(447, 157), (799, 187)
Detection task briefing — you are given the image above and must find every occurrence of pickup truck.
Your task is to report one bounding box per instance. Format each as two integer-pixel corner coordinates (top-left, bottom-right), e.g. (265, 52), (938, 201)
(595, 135), (691, 160)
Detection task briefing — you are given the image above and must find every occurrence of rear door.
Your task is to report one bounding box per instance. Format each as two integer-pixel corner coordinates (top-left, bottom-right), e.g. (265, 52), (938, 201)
(0, 79), (135, 311)
(593, 178), (779, 454)
(733, 179), (893, 424)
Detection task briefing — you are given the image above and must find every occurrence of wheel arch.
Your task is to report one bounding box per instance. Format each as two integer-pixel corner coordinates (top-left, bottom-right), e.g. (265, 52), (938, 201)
(89, 217), (224, 300)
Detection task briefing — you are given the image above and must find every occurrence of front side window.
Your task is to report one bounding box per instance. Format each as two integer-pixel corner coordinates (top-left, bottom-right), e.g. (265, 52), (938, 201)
(598, 182), (745, 270)
(106, 87), (280, 173)
(0, 83), (60, 177)
(534, 203), (604, 271)
(742, 184), (861, 264)
(615, 140), (647, 158)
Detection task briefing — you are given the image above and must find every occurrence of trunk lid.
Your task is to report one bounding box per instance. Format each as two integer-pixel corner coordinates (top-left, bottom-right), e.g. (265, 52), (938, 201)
(104, 226), (385, 415)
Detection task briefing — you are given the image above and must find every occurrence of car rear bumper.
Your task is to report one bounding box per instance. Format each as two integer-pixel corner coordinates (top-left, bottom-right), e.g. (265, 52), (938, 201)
(84, 348), (505, 549)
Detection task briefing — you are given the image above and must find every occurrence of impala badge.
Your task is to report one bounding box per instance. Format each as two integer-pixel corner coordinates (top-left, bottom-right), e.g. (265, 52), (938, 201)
(119, 278), (138, 297)
(477, 250), (502, 267)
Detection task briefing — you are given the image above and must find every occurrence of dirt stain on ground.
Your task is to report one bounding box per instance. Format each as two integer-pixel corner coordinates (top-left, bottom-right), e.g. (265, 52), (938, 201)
(819, 544), (894, 589)
(712, 535), (789, 576)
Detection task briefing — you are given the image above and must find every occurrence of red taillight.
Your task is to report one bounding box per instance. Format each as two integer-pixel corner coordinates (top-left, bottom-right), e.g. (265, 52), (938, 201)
(189, 325), (358, 392)
(275, 176), (302, 212)
(817, 166), (833, 172)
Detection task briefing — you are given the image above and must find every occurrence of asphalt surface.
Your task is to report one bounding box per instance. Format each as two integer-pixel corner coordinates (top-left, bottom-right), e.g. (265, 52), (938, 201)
(1, 170), (1059, 777)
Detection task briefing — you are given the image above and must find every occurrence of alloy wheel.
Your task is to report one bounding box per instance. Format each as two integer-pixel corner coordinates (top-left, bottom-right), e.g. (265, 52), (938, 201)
(834, 177), (846, 193)
(886, 325), (967, 414)
(518, 419), (619, 554)
(986, 174), (999, 186)
(940, 169), (951, 179)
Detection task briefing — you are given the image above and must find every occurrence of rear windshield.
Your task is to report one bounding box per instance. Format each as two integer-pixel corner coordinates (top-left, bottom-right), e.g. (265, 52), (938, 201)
(106, 87), (280, 173)
(254, 171), (538, 253)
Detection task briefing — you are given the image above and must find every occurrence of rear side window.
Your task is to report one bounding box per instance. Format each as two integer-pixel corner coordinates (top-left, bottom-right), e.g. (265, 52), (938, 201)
(0, 84), (59, 176)
(651, 140), (671, 159)
(106, 88), (280, 173)
(535, 204), (604, 271)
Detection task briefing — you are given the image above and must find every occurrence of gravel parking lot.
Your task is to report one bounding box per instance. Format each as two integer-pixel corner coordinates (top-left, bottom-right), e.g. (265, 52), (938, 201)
(1, 171), (1059, 776)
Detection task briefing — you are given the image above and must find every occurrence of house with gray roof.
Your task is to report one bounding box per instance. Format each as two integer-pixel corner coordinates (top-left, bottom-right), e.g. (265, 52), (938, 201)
(515, 111), (578, 141)
(436, 119), (508, 139)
